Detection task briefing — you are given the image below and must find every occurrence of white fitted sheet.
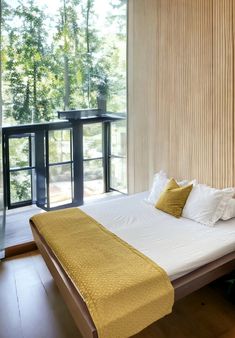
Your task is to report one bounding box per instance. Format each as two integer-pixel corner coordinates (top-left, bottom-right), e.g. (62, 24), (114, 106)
(81, 192), (235, 281)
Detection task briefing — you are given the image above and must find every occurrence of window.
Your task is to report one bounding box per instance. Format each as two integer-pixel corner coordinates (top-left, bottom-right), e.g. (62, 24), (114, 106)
(110, 120), (127, 193)
(2, 0), (127, 207)
(48, 129), (73, 208)
(83, 123), (104, 196)
(2, 0), (127, 125)
(8, 134), (35, 207)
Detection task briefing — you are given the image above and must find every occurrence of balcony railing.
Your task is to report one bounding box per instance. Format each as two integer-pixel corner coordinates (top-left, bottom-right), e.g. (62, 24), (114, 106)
(2, 113), (126, 211)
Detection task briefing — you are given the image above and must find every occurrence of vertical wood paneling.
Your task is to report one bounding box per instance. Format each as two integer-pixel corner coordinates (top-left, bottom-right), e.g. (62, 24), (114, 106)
(128, 0), (235, 192)
(213, 0), (234, 188)
(166, 0), (213, 185)
(128, 0), (158, 192)
(127, 0), (135, 193)
(154, 0), (171, 179)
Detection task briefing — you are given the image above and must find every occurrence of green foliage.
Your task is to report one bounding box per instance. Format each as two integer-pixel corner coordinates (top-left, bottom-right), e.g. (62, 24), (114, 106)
(8, 136), (31, 204)
(3, 0), (127, 204)
(2, 0), (127, 125)
(10, 171), (31, 203)
(3, 1), (56, 124)
(9, 137), (29, 168)
(48, 129), (71, 163)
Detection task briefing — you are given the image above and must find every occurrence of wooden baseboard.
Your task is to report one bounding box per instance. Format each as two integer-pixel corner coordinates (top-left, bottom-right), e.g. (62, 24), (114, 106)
(4, 241), (37, 258)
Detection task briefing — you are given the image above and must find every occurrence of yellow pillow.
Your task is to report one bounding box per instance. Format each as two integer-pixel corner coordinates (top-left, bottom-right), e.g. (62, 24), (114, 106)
(156, 178), (193, 218)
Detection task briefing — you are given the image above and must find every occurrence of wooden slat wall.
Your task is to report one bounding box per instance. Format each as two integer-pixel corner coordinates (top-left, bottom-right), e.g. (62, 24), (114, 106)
(213, 0), (234, 188)
(128, 0), (235, 193)
(128, 0), (158, 192)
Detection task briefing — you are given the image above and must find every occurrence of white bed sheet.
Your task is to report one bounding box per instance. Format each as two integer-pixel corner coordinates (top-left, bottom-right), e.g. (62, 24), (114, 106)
(81, 192), (235, 281)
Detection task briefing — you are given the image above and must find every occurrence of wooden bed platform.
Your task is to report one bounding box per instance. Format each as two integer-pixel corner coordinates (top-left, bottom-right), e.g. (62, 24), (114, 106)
(30, 220), (235, 338)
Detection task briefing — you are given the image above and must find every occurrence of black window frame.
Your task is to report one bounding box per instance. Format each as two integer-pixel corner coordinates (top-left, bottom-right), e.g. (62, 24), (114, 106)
(3, 114), (125, 211)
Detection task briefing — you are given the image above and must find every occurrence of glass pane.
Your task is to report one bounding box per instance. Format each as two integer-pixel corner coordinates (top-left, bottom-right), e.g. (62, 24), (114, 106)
(84, 159), (104, 197)
(9, 137), (30, 168)
(49, 129), (71, 164)
(111, 120), (127, 157)
(83, 124), (103, 159)
(2, 1), (127, 126)
(49, 164), (72, 207)
(10, 170), (32, 204)
(110, 157), (127, 193)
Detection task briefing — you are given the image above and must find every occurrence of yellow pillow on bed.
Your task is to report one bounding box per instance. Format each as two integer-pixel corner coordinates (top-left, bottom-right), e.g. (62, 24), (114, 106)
(155, 178), (193, 218)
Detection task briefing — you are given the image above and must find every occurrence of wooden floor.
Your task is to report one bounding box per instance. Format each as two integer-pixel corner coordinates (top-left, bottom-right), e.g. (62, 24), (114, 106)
(1, 252), (235, 338)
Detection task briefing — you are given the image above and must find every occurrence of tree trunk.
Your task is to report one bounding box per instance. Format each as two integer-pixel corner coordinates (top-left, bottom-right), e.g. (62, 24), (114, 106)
(86, 0), (91, 107)
(63, 0), (70, 110)
(24, 81), (30, 123)
(64, 54), (70, 110)
(33, 62), (37, 123)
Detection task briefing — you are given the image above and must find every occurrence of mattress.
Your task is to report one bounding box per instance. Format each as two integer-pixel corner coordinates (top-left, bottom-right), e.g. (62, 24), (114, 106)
(81, 192), (235, 281)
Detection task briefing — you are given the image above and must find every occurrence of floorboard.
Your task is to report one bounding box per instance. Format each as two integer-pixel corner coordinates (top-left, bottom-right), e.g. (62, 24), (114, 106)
(1, 251), (235, 338)
(0, 258), (23, 338)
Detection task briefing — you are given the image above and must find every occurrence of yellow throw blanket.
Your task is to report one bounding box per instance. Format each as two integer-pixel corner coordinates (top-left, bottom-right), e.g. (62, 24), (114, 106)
(31, 208), (174, 338)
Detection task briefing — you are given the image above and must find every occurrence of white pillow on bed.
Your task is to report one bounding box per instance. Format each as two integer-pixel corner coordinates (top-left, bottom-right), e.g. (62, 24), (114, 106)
(145, 170), (189, 205)
(182, 184), (235, 226)
(221, 199), (235, 220)
(145, 171), (168, 205)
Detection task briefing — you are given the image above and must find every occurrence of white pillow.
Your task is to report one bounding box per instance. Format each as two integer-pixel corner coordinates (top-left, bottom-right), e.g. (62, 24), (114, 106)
(221, 199), (235, 220)
(145, 171), (168, 205)
(145, 170), (189, 205)
(182, 184), (235, 226)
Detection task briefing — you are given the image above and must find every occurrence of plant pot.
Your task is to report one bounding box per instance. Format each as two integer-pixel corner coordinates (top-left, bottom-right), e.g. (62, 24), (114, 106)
(97, 96), (107, 114)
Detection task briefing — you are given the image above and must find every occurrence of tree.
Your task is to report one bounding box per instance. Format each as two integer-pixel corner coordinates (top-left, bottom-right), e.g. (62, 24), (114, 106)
(2, 0), (128, 202)
(2, 0), (127, 123)
(3, 0), (56, 124)
(54, 0), (86, 110)
(108, 0), (126, 37)
(1, 0), (11, 119)
(80, 0), (98, 108)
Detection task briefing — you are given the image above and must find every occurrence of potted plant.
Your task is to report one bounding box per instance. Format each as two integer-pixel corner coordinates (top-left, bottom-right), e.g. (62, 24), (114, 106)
(97, 76), (108, 114)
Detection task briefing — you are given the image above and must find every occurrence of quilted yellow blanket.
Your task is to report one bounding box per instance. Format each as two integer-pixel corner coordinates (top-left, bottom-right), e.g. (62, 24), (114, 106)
(31, 208), (174, 338)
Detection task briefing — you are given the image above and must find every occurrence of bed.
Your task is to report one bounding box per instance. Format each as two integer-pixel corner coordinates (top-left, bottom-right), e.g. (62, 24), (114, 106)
(30, 192), (235, 338)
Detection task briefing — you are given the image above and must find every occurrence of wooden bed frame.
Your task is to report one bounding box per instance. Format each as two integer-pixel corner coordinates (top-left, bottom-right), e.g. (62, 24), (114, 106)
(30, 220), (235, 338)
